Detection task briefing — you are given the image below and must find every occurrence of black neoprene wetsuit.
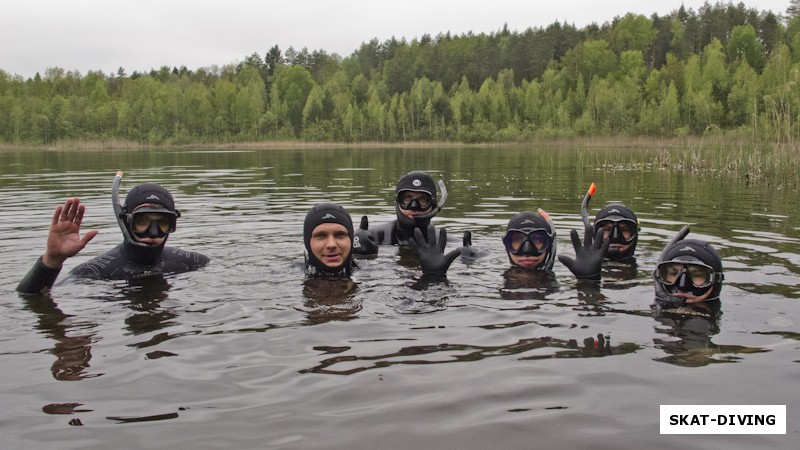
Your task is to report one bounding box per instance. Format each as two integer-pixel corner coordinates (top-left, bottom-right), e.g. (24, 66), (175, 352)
(17, 243), (210, 295)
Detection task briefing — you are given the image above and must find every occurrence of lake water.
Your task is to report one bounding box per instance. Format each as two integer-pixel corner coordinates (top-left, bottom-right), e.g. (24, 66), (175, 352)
(0, 146), (798, 448)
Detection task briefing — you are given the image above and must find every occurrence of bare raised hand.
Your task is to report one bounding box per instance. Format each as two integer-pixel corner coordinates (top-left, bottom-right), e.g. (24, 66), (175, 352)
(42, 197), (99, 268)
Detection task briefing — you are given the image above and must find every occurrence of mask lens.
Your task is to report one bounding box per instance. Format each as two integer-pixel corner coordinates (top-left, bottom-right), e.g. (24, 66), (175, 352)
(657, 262), (713, 288)
(131, 212), (175, 236)
(657, 262), (683, 285)
(397, 191), (432, 210)
(596, 219), (637, 243)
(503, 229), (552, 255)
(687, 264), (712, 287)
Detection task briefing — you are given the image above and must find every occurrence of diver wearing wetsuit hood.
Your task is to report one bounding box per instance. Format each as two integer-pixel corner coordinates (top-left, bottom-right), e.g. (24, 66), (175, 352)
(593, 203), (639, 260)
(17, 173), (209, 294)
(502, 210), (558, 271)
(303, 203), (356, 276)
(354, 171), (448, 252)
(653, 225), (724, 307)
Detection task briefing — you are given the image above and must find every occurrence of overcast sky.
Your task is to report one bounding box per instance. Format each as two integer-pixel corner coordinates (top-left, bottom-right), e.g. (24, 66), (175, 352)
(0, 0), (790, 78)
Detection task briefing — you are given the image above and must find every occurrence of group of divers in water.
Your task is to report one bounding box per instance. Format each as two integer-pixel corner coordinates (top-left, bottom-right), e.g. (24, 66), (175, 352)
(17, 170), (725, 319)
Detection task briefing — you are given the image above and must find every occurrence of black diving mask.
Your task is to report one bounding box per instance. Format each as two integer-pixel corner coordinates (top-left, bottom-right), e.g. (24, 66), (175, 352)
(595, 219), (637, 244)
(503, 228), (553, 256)
(397, 191), (434, 211)
(656, 261), (715, 296)
(128, 208), (179, 239)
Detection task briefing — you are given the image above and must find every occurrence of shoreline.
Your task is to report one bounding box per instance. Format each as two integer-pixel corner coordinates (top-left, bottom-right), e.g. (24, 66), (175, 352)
(0, 135), (771, 152)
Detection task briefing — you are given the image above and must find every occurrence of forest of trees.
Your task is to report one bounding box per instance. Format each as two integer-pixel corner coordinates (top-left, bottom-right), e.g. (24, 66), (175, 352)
(2, 2), (800, 145)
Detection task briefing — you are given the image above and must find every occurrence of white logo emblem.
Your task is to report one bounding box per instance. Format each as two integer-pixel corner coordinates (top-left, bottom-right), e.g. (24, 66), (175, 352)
(353, 236), (361, 248)
(678, 246), (696, 252)
(146, 194), (160, 201)
(609, 208), (621, 214)
(521, 219), (535, 225)
(321, 213), (336, 220)
(412, 179), (422, 187)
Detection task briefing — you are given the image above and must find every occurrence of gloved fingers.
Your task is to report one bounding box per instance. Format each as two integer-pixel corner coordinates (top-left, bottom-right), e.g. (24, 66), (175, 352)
(598, 234), (611, 254)
(569, 229), (582, 251)
(463, 230), (472, 246)
(411, 227), (426, 250)
(442, 248), (461, 271)
(359, 215), (369, 230)
(437, 227), (448, 252)
(592, 228), (605, 250)
(558, 254), (575, 269)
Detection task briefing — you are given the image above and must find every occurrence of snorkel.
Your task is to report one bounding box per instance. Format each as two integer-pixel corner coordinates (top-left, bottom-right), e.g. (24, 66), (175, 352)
(112, 171), (147, 248)
(580, 182), (596, 235)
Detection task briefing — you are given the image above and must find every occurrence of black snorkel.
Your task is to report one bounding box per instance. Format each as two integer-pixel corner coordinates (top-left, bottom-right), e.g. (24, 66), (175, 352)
(413, 179), (448, 223)
(112, 171), (148, 248)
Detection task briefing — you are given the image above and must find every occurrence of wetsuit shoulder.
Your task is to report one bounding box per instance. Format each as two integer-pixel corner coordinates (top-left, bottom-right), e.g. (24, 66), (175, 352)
(159, 246), (211, 272)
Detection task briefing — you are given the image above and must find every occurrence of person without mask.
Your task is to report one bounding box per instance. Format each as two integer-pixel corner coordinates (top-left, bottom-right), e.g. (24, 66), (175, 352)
(303, 202), (356, 276)
(17, 172), (209, 294)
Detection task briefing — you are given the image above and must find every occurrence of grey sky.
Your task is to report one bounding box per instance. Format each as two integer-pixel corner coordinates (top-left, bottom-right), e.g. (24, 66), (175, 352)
(0, 0), (790, 78)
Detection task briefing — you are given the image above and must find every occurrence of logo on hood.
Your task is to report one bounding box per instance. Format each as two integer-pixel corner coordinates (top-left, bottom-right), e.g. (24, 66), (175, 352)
(412, 179), (422, 186)
(321, 213), (337, 220)
(677, 246), (696, 253)
(146, 194), (161, 201)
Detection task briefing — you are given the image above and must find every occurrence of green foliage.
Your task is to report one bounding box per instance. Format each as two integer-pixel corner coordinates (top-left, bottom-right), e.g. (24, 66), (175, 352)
(1, 3), (797, 144)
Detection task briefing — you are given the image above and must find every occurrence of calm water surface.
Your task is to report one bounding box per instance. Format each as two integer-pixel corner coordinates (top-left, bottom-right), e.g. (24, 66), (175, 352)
(1, 147), (799, 448)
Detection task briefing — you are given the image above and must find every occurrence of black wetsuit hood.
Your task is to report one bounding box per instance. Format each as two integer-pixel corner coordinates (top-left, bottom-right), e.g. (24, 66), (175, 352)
(504, 210), (557, 271)
(118, 182), (180, 265)
(654, 232), (724, 306)
(394, 171), (439, 235)
(594, 203), (639, 260)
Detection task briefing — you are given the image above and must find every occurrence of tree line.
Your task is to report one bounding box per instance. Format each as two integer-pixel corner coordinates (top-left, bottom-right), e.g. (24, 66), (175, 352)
(1, 1), (800, 145)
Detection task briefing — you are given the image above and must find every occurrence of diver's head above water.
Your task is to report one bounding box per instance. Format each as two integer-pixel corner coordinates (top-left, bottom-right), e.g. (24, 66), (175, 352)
(394, 171), (443, 230)
(503, 210), (557, 271)
(654, 229), (724, 305)
(121, 183), (180, 247)
(303, 203), (355, 276)
(593, 203), (639, 260)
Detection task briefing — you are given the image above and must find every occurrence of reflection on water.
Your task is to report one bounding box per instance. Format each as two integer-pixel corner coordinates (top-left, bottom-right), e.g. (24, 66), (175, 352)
(1, 147), (799, 447)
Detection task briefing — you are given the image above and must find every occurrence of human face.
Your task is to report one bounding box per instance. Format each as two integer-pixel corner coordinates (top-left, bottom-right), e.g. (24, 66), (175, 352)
(397, 190), (433, 219)
(130, 205), (176, 246)
(508, 251), (546, 269)
(656, 261), (715, 304)
(596, 219), (637, 252)
(310, 223), (351, 268)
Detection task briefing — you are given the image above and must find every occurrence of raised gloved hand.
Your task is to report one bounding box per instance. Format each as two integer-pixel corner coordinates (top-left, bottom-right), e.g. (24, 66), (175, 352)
(558, 227), (609, 280)
(352, 215), (380, 255)
(409, 224), (461, 275)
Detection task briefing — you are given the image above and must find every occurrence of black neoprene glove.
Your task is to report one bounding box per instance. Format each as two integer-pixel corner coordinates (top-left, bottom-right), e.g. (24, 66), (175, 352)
(352, 215), (380, 255)
(558, 227), (610, 280)
(409, 224), (461, 275)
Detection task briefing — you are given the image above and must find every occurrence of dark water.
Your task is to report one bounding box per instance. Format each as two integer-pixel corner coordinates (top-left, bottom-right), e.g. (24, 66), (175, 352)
(1, 147), (798, 448)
